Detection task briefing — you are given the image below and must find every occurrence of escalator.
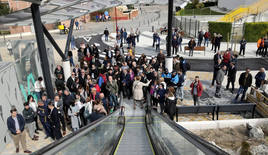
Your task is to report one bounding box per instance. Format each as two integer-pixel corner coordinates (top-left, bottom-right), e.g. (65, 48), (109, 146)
(32, 96), (229, 155)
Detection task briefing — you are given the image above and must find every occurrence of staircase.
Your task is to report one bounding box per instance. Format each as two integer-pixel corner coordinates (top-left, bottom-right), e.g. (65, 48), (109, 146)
(218, 0), (268, 22)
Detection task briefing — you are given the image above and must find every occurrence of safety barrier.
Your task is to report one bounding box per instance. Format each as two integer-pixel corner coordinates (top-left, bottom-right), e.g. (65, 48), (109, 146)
(175, 103), (256, 122)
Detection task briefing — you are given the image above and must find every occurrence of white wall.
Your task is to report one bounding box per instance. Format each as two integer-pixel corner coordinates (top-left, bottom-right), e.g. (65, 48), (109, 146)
(0, 62), (24, 152)
(218, 0), (257, 10)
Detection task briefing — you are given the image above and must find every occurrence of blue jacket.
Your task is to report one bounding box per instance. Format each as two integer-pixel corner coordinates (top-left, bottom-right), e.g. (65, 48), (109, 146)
(171, 74), (179, 85)
(162, 73), (171, 79)
(255, 72), (266, 87)
(7, 114), (25, 135)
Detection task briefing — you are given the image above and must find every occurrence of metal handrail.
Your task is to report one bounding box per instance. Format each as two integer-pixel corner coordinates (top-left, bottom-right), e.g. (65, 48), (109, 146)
(150, 110), (229, 155)
(32, 109), (121, 155)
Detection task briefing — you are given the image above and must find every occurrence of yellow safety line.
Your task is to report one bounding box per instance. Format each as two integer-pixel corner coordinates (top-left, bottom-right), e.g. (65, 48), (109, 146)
(113, 126), (125, 155)
(126, 122), (145, 124)
(145, 125), (155, 155)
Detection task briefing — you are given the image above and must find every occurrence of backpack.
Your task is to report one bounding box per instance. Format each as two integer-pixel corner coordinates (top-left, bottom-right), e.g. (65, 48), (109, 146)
(186, 62), (191, 70)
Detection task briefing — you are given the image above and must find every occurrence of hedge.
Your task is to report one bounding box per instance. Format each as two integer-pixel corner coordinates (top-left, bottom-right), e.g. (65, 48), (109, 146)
(208, 22), (232, 42)
(244, 22), (268, 42)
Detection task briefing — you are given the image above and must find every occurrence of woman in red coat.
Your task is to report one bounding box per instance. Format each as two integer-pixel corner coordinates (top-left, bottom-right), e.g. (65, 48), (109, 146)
(190, 76), (203, 106)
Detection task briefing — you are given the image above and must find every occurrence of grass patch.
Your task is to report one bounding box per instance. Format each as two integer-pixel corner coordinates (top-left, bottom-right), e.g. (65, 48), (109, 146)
(176, 8), (224, 16)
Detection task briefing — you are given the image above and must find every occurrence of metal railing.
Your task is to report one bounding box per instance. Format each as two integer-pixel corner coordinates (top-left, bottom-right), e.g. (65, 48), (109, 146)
(218, 0), (268, 22)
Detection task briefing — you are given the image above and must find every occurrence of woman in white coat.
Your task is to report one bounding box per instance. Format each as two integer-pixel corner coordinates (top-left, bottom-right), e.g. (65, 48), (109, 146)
(132, 76), (151, 109)
(68, 101), (81, 132)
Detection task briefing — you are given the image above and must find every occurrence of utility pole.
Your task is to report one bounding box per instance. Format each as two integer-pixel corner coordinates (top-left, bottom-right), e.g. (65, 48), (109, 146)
(165, 0), (174, 72)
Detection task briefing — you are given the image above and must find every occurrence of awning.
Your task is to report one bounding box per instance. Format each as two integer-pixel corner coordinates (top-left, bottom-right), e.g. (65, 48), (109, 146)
(0, 0), (184, 26)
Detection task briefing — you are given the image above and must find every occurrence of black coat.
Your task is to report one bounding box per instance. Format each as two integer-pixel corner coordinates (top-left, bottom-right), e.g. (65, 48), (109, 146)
(66, 77), (76, 93)
(239, 72), (252, 87)
(48, 108), (62, 140)
(165, 98), (177, 120)
(188, 40), (196, 49)
(55, 78), (65, 91)
(22, 108), (35, 123)
(227, 66), (237, 82)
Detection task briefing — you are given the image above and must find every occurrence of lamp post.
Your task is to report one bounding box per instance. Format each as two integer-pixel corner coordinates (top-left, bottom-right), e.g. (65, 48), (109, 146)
(165, 0), (174, 73)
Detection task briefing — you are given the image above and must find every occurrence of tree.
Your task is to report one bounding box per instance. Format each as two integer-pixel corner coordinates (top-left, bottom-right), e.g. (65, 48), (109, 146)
(0, 3), (11, 16)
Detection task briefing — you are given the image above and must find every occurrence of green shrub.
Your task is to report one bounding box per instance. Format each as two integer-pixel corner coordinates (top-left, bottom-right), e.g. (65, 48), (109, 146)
(244, 22), (268, 42)
(0, 3), (11, 16)
(208, 21), (232, 42)
(196, 3), (205, 9)
(0, 30), (10, 35)
(185, 3), (194, 9)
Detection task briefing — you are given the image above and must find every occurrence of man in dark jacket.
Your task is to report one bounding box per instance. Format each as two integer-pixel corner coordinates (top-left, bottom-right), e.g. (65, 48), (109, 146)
(263, 36), (268, 57)
(235, 68), (253, 102)
(188, 38), (196, 57)
(66, 72), (76, 93)
(104, 28), (109, 41)
(37, 100), (52, 139)
(48, 102), (62, 140)
(121, 69), (131, 99)
(214, 34), (222, 53)
(226, 62), (237, 93)
(255, 67), (266, 88)
(239, 38), (247, 56)
(63, 90), (75, 122)
(7, 108), (32, 153)
(211, 52), (222, 86)
(54, 95), (66, 135)
(23, 103), (39, 141)
(55, 74), (65, 91)
(172, 36), (178, 55)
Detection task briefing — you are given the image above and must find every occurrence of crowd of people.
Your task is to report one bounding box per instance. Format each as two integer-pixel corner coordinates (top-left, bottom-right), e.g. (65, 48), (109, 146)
(6, 24), (268, 154)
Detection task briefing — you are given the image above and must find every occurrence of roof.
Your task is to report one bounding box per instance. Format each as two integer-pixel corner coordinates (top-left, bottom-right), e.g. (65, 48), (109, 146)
(0, 0), (184, 26)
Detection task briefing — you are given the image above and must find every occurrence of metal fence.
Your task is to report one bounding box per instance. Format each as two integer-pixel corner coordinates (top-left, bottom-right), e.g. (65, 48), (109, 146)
(173, 16), (201, 38)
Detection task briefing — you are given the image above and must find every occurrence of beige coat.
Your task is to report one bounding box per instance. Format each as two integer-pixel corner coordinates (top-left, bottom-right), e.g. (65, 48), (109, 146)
(133, 80), (150, 101)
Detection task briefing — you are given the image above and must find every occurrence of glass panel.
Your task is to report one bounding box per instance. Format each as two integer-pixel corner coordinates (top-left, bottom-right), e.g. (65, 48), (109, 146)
(148, 112), (205, 155)
(54, 112), (123, 155)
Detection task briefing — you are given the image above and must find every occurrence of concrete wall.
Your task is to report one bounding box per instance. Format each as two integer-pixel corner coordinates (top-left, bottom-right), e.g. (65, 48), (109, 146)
(0, 62), (24, 152)
(218, 0), (257, 10)
(178, 118), (268, 131)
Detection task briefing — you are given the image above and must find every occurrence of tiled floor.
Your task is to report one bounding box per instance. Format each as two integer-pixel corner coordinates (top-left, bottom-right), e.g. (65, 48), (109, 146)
(1, 129), (71, 155)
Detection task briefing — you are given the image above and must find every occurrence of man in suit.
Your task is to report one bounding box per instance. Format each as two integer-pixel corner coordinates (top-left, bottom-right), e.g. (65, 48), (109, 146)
(226, 62), (237, 93)
(7, 108), (32, 153)
(54, 95), (66, 135)
(67, 72), (77, 93)
(48, 102), (63, 140)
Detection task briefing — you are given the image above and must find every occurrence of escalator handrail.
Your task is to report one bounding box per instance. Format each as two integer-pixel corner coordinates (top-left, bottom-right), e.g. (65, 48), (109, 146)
(32, 109), (121, 155)
(150, 110), (229, 155)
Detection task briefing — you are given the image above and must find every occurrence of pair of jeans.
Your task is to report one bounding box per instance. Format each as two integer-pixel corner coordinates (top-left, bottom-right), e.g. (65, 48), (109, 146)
(69, 57), (75, 67)
(109, 94), (118, 108)
(177, 86), (184, 100)
(235, 86), (248, 101)
(204, 38), (209, 47)
(105, 35), (108, 41)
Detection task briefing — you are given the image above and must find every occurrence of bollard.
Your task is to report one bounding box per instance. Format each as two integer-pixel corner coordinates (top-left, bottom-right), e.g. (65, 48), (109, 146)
(152, 26), (154, 32)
